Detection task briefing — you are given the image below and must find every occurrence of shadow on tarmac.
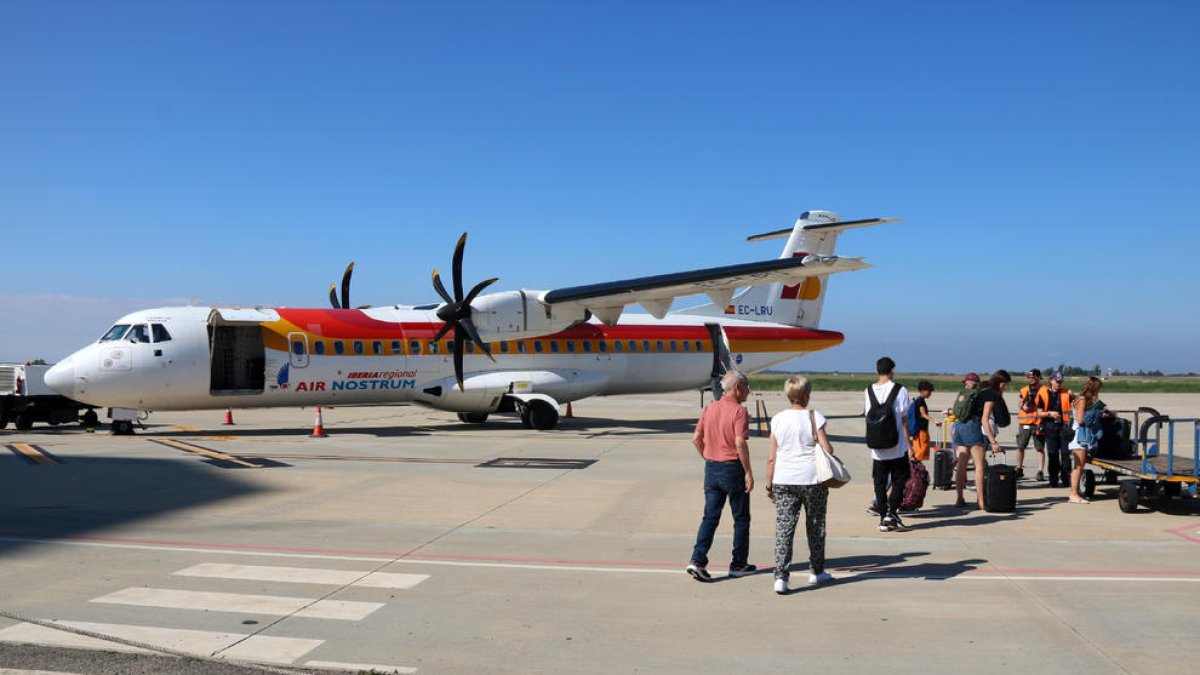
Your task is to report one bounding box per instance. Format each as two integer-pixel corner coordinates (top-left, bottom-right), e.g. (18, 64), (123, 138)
(768, 551), (988, 594)
(0, 455), (265, 559)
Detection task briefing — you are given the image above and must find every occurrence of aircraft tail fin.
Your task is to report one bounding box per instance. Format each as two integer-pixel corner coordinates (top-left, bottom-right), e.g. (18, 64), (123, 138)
(677, 211), (897, 328)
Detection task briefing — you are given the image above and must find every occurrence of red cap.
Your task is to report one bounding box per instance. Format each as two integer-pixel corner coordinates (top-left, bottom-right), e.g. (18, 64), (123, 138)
(962, 372), (980, 383)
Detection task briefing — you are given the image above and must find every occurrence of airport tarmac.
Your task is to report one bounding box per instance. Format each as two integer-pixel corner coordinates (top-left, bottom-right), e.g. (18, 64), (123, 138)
(1, 390), (1198, 674)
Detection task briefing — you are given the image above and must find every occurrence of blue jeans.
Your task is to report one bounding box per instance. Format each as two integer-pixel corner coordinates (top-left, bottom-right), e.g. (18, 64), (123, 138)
(690, 460), (751, 568)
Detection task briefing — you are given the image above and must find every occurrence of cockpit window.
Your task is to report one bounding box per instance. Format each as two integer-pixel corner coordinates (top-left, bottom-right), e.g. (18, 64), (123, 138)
(128, 324), (151, 343)
(100, 324), (131, 341)
(151, 324), (172, 343)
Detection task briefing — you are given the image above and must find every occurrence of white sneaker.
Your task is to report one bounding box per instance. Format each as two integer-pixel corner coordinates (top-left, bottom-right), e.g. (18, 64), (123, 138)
(774, 578), (788, 594)
(808, 571), (833, 585)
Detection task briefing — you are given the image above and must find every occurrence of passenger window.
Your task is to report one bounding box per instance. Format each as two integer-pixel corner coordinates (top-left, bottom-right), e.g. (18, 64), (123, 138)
(583, 341), (592, 353)
(695, 340), (703, 352)
(682, 340), (691, 352)
(100, 324), (131, 341)
(500, 342), (509, 353)
(550, 342), (560, 353)
(128, 325), (151, 343)
(517, 341), (527, 353)
(409, 340), (421, 354)
(430, 341), (439, 354)
(391, 340), (402, 354)
(353, 341), (364, 355)
(314, 341), (326, 355)
(643, 340), (651, 352)
(614, 340), (623, 353)
(597, 341), (607, 353)
(372, 341), (383, 355)
(151, 324), (172, 342)
(466, 341), (475, 354)
(670, 341), (678, 352)
(628, 341), (637, 352)
(292, 340), (305, 356)
(657, 340), (665, 352)
(444, 341), (453, 354)
(534, 341), (544, 353)
(334, 341), (345, 355)
(566, 341), (576, 353)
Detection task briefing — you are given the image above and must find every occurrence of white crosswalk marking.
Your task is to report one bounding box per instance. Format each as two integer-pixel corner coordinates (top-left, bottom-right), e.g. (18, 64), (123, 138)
(90, 587), (384, 621)
(173, 563), (429, 589)
(0, 621), (323, 664)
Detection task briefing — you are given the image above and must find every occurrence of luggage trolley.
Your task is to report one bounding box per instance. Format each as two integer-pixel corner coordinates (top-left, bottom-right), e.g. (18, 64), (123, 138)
(1083, 407), (1200, 513)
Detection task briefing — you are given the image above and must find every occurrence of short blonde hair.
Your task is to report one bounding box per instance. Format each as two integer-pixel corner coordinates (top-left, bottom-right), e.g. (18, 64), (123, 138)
(784, 375), (811, 405)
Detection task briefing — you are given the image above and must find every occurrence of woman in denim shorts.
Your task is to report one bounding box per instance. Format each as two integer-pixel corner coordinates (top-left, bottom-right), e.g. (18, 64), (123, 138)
(953, 371), (1011, 509)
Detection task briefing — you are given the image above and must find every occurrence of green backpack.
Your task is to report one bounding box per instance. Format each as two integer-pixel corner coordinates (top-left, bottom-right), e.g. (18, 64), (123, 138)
(951, 387), (978, 421)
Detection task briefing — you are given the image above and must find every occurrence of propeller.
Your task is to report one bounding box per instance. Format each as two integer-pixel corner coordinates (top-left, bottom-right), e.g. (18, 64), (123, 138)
(329, 262), (355, 309)
(431, 233), (498, 391)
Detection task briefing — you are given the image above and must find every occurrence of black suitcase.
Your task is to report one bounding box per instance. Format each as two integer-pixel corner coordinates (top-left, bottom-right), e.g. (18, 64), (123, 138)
(983, 461), (1017, 512)
(932, 449), (954, 490)
(1095, 417), (1134, 459)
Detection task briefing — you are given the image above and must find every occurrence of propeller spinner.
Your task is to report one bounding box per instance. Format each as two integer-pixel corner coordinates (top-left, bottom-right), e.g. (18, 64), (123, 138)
(432, 233), (498, 391)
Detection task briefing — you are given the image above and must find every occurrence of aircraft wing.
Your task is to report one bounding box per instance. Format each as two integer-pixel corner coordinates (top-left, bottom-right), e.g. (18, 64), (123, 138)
(540, 255), (869, 323)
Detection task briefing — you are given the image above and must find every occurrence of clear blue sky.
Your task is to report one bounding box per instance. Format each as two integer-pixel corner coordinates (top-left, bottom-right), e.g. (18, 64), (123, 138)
(2, 1), (1197, 373)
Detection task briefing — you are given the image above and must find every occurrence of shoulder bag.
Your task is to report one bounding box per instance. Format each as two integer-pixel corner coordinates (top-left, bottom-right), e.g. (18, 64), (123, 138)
(810, 410), (851, 488)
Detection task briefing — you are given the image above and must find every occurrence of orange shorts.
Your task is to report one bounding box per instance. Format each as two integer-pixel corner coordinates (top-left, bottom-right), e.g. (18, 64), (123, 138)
(910, 429), (930, 461)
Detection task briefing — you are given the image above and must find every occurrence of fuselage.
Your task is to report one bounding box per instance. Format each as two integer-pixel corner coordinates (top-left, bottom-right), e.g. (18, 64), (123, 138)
(45, 305), (843, 413)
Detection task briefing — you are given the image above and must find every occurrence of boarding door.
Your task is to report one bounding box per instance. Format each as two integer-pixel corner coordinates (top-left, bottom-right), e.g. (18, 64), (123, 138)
(288, 332), (310, 369)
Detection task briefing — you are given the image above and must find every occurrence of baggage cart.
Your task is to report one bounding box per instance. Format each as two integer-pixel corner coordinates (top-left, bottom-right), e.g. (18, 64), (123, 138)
(1083, 407), (1200, 513)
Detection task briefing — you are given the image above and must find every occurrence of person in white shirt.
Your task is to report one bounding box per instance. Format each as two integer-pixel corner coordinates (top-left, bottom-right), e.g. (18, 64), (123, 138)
(864, 356), (912, 532)
(765, 375), (836, 594)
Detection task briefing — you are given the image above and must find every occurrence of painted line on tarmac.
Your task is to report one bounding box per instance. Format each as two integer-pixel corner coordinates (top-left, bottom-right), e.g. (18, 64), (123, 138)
(4, 444), (62, 465)
(146, 438), (266, 468)
(234, 452), (480, 464)
(304, 660), (416, 673)
(1165, 521), (1200, 544)
(3, 533), (1200, 581)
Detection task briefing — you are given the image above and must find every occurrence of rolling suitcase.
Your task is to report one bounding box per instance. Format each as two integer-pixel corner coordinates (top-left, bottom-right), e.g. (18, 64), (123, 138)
(932, 449), (954, 490)
(983, 459), (1018, 512)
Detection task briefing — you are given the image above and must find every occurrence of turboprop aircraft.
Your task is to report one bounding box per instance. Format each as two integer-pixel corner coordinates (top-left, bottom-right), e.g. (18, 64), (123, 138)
(44, 211), (897, 433)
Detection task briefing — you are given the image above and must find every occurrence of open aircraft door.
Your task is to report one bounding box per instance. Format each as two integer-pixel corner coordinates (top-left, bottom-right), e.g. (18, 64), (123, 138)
(207, 308), (277, 395)
(705, 323), (734, 398)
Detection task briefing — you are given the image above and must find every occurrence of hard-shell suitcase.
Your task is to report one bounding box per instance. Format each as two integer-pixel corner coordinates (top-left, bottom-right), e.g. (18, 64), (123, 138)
(932, 449), (954, 490)
(1095, 417), (1134, 459)
(900, 457), (929, 510)
(983, 460), (1018, 512)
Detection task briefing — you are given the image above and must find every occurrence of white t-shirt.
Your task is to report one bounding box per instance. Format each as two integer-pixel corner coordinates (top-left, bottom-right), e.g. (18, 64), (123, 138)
(770, 408), (827, 486)
(864, 381), (911, 461)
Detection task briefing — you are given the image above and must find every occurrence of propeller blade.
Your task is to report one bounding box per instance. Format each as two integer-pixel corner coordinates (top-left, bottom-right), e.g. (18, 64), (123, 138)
(340, 262), (354, 310)
(459, 318), (496, 363)
(462, 277), (499, 307)
(453, 328), (465, 391)
(329, 283), (341, 309)
(432, 269), (454, 305)
(451, 233), (467, 300)
(432, 321), (454, 343)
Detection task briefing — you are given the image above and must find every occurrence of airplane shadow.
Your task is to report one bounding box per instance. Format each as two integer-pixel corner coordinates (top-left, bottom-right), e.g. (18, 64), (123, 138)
(0, 455), (266, 559)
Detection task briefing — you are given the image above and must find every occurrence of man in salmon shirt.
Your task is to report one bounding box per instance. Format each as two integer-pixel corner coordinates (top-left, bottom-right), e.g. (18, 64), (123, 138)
(687, 370), (757, 581)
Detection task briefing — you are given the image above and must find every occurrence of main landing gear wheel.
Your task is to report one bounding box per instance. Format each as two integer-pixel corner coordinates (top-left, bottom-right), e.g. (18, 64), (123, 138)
(1117, 480), (1139, 513)
(457, 412), (488, 424)
(519, 400), (559, 431)
(1081, 470), (1096, 500)
(15, 413), (34, 431)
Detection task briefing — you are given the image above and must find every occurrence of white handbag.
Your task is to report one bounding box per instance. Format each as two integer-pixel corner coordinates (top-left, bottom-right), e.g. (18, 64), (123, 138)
(810, 410), (851, 488)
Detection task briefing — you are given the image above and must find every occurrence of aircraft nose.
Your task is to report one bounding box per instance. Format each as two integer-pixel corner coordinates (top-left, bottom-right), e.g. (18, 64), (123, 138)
(44, 362), (75, 398)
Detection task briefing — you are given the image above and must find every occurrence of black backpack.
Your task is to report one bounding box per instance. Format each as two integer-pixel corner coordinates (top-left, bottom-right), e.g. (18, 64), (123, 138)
(866, 384), (902, 449)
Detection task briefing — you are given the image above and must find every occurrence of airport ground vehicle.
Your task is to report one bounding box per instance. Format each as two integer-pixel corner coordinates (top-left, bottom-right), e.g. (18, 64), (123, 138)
(0, 362), (94, 430)
(1082, 407), (1200, 512)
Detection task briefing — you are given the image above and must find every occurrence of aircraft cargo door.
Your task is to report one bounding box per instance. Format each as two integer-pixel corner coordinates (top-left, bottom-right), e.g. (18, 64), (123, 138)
(208, 309), (275, 395)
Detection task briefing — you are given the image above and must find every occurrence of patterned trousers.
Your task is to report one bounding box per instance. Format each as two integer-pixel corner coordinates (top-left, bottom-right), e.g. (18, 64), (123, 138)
(772, 484), (829, 581)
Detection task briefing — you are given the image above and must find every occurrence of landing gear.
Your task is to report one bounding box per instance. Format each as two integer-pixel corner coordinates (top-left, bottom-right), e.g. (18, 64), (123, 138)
(81, 409), (99, 429)
(518, 400), (559, 430)
(111, 419), (136, 435)
(457, 412), (489, 424)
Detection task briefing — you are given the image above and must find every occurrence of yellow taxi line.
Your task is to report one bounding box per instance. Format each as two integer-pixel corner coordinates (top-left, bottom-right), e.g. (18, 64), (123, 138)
(149, 438), (264, 468)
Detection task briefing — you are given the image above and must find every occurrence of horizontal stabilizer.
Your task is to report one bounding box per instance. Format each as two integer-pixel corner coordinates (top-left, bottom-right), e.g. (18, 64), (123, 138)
(747, 217), (901, 242)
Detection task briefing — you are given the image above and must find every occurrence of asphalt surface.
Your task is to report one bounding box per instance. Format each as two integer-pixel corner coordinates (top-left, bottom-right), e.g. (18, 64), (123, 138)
(2, 391), (1198, 674)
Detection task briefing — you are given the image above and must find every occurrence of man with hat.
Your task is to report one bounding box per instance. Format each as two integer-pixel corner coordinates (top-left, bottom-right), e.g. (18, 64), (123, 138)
(1039, 372), (1075, 488)
(1016, 369), (1048, 481)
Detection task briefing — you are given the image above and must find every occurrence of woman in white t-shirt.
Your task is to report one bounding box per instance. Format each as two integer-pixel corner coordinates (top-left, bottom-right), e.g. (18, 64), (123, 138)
(765, 375), (836, 595)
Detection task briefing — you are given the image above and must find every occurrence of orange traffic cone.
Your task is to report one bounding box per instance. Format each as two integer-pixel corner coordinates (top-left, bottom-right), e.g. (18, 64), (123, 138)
(223, 408), (235, 425)
(565, 402), (573, 418)
(311, 406), (328, 437)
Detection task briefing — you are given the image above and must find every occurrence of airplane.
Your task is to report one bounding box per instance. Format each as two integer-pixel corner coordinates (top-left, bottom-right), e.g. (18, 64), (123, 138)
(44, 210), (898, 434)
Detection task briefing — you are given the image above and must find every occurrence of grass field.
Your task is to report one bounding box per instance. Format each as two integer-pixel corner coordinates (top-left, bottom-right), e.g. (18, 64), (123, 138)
(748, 373), (1200, 394)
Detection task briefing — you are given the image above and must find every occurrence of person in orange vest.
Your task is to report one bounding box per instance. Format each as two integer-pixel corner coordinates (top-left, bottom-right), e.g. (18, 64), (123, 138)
(1015, 369), (1049, 481)
(1037, 372), (1075, 488)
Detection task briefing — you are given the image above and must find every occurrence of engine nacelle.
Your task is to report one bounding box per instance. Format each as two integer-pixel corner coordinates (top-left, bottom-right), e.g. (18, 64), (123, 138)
(470, 290), (586, 342)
